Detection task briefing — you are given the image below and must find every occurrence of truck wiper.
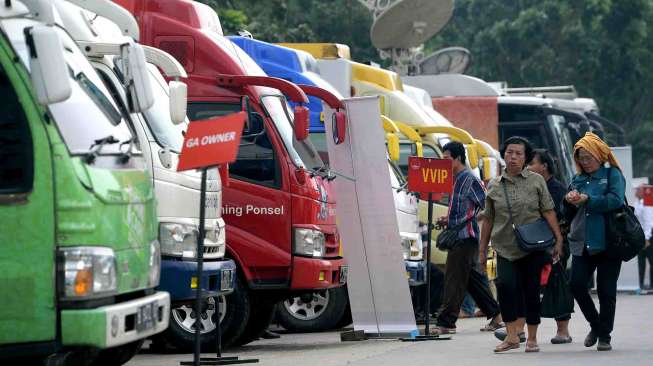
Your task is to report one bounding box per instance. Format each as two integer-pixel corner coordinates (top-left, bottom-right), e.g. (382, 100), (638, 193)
(118, 137), (136, 164)
(85, 135), (119, 164)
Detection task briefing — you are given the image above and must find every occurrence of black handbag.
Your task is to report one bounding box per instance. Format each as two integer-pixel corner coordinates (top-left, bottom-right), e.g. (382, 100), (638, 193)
(541, 262), (574, 318)
(604, 168), (645, 262)
(502, 181), (555, 252)
(436, 217), (472, 251)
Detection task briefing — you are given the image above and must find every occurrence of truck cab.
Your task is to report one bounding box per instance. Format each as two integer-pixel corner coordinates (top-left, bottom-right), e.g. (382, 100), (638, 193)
(0, 1), (168, 364)
(54, 0), (235, 350)
(229, 36), (425, 331)
(403, 74), (581, 186)
(115, 0), (346, 347)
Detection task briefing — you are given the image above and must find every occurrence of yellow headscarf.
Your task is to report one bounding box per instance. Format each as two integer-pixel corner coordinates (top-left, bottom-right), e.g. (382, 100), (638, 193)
(573, 132), (621, 173)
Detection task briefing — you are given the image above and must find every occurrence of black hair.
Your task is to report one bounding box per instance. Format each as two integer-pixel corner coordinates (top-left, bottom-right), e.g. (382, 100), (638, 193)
(500, 136), (534, 166)
(532, 148), (556, 176)
(442, 141), (466, 165)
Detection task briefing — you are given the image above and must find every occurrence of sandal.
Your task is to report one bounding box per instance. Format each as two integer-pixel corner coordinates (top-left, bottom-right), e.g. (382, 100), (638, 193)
(481, 320), (505, 332)
(429, 326), (456, 336)
(494, 341), (519, 353)
(525, 342), (540, 353)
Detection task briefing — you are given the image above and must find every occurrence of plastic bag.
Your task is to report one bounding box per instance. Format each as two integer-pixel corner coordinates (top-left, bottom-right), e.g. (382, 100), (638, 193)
(541, 262), (574, 318)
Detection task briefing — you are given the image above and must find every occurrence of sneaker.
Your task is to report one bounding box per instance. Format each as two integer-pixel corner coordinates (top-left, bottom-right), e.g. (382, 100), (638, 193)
(584, 331), (598, 347)
(494, 328), (526, 343)
(597, 340), (612, 351)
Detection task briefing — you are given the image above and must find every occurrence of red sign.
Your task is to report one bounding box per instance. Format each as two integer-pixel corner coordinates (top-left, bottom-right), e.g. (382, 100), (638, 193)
(177, 112), (245, 172)
(643, 185), (653, 206)
(407, 157), (453, 194)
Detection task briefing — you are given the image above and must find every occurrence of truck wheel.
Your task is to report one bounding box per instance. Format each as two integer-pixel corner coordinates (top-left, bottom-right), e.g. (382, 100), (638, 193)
(276, 287), (348, 332)
(230, 300), (276, 347)
(90, 340), (144, 366)
(159, 277), (249, 350)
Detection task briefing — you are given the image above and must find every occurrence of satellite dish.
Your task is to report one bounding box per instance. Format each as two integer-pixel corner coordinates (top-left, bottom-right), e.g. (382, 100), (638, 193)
(370, 0), (454, 49)
(419, 47), (471, 74)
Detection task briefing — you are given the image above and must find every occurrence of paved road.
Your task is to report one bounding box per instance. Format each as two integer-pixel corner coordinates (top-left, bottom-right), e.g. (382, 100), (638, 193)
(129, 294), (652, 366)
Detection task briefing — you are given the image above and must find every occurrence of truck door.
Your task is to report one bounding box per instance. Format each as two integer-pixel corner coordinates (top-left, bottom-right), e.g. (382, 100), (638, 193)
(0, 43), (56, 345)
(188, 101), (292, 285)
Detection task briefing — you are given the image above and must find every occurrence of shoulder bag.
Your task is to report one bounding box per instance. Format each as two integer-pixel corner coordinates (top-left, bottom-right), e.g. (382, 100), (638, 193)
(502, 180), (555, 252)
(604, 168), (645, 262)
(435, 217), (472, 251)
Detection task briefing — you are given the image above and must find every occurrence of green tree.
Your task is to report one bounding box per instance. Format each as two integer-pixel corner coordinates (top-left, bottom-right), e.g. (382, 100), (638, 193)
(426, 0), (653, 177)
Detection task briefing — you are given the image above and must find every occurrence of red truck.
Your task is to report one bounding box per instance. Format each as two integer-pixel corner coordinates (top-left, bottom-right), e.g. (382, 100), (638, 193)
(115, 0), (347, 347)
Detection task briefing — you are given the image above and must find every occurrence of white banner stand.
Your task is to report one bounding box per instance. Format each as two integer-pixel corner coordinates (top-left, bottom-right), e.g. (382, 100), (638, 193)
(324, 97), (418, 339)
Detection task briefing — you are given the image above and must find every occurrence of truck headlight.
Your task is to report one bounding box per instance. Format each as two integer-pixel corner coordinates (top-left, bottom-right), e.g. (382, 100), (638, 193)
(149, 240), (161, 287)
(293, 228), (326, 257)
(58, 247), (117, 300)
(401, 237), (423, 261)
(401, 239), (412, 260)
(159, 223), (198, 259)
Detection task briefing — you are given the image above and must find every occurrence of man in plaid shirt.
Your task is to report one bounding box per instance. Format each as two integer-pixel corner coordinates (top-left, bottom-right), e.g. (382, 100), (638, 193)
(431, 141), (503, 335)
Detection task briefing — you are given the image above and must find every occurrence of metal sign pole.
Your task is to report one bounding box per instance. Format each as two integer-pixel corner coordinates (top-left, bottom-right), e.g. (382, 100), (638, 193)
(182, 167), (257, 366)
(424, 193), (433, 335)
(194, 168), (208, 366)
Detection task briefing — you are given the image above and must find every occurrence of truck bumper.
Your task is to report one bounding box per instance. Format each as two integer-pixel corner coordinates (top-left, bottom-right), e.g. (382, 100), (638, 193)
(290, 256), (347, 290)
(406, 260), (426, 287)
(60, 291), (170, 349)
(158, 259), (236, 301)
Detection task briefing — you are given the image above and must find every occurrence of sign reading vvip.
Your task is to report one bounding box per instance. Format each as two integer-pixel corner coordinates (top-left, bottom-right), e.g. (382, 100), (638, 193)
(407, 157), (453, 194)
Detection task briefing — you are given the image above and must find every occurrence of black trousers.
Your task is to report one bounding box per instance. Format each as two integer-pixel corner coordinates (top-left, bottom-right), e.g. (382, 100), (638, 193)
(412, 263), (444, 317)
(436, 237), (500, 328)
(570, 250), (622, 342)
(638, 246), (653, 288)
(496, 251), (549, 325)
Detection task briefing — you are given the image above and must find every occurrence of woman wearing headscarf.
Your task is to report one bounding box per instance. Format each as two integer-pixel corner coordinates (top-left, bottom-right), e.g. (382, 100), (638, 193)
(564, 132), (625, 352)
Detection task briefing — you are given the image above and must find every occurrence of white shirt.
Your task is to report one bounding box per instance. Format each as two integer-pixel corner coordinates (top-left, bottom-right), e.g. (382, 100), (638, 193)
(634, 199), (653, 241)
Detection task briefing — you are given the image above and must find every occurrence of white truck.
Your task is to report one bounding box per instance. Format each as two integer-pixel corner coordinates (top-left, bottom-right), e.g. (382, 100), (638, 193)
(55, 0), (235, 350)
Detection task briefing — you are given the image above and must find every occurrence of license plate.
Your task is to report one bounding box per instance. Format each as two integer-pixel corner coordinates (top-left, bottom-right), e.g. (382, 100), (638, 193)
(220, 269), (234, 291)
(339, 266), (348, 284)
(135, 301), (156, 332)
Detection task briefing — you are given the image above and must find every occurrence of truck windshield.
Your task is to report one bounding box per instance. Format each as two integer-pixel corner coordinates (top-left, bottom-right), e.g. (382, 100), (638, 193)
(261, 94), (325, 171)
(141, 65), (186, 153)
(48, 43), (134, 156)
(550, 115), (576, 183)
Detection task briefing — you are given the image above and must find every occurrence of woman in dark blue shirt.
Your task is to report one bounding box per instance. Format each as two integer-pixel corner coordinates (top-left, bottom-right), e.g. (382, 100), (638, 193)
(563, 133), (625, 352)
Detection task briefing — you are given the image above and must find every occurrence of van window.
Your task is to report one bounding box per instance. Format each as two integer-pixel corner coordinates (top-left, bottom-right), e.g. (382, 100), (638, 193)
(0, 67), (33, 194)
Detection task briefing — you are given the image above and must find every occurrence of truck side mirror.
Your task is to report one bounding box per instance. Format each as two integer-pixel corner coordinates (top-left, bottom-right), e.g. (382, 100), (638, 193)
(245, 112), (265, 136)
(26, 26), (71, 105)
(293, 105), (310, 141)
(120, 42), (154, 113)
(386, 133), (400, 162)
(168, 81), (187, 125)
(332, 111), (347, 145)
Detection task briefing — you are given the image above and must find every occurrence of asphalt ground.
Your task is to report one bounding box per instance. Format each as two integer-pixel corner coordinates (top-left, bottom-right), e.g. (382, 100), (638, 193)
(128, 293), (653, 366)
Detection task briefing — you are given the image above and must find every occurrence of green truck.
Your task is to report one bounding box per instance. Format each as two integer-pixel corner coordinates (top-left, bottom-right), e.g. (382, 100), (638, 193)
(0, 1), (169, 365)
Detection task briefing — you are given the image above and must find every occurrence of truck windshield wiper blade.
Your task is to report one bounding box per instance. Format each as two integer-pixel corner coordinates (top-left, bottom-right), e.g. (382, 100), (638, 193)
(85, 135), (119, 164)
(118, 137), (136, 164)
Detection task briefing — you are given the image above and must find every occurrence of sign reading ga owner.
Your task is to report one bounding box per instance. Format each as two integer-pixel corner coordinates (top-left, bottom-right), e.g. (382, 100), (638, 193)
(407, 157), (453, 194)
(177, 112), (246, 172)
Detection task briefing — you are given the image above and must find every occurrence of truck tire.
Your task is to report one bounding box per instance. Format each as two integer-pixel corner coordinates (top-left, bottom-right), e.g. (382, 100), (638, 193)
(335, 301), (353, 329)
(230, 299), (276, 347)
(275, 287), (348, 332)
(90, 340), (144, 366)
(157, 277), (249, 350)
